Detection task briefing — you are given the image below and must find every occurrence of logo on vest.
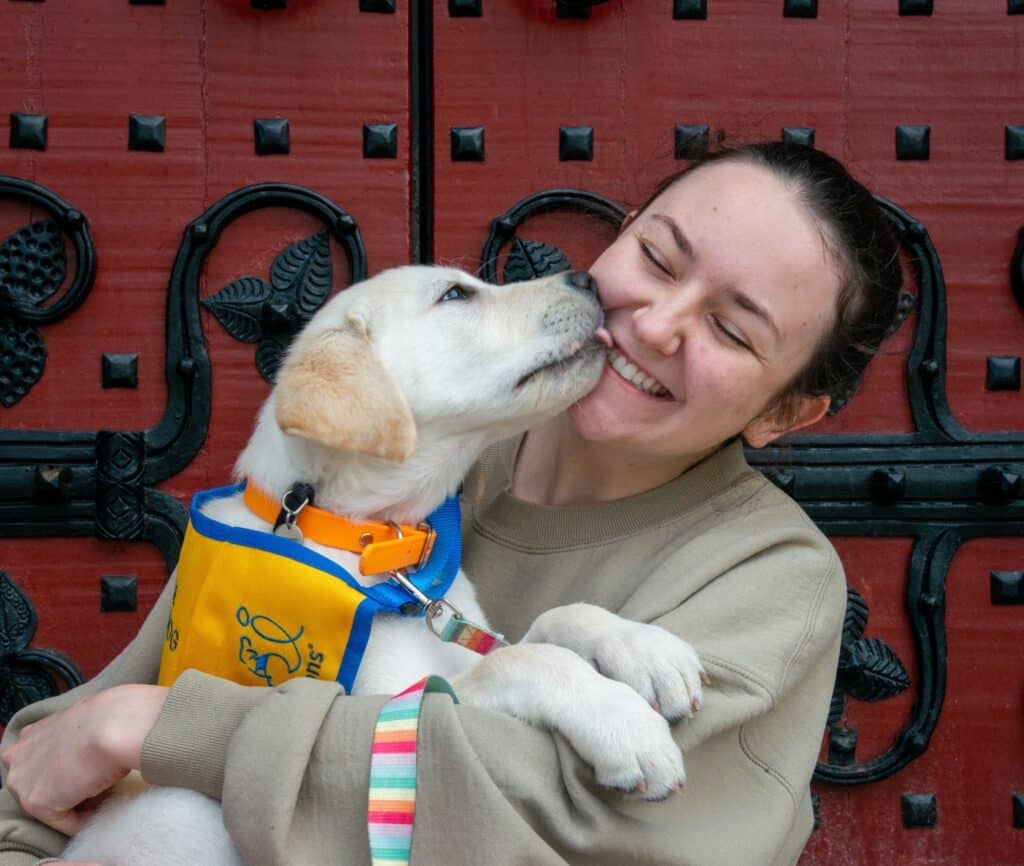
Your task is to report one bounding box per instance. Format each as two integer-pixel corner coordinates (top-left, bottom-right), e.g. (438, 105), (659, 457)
(236, 605), (308, 686)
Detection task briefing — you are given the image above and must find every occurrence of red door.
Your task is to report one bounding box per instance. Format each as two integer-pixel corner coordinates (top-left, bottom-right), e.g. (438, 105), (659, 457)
(2, 2), (1022, 864)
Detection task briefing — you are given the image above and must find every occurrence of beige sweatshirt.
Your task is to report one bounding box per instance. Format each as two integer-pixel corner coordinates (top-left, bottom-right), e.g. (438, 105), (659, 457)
(0, 439), (845, 866)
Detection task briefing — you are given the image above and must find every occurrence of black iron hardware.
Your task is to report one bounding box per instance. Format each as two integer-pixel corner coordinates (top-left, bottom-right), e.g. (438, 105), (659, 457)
(0, 571), (83, 725)
(555, 0), (610, 19)
(203, 228), (336, 383)
(0, 184), (366, 720)
(0, 177), (97, 408)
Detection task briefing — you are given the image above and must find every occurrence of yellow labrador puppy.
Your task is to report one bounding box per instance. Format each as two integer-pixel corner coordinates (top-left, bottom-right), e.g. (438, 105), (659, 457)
(62, 266), (704, 865)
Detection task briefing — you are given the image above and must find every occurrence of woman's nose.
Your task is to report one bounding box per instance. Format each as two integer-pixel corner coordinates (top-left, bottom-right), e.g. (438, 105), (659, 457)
(632, 302), (683, 356)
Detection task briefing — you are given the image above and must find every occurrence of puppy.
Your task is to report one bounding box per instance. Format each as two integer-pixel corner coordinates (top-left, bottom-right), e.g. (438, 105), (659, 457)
(62, 266), (704, 865)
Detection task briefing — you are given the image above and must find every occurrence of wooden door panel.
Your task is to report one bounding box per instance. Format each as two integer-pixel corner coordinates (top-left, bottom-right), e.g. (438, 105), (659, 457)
(0, 0), (411, 729)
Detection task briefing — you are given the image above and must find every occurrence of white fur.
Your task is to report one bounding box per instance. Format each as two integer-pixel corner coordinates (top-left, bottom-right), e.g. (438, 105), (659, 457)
(63, 266), (702, 865)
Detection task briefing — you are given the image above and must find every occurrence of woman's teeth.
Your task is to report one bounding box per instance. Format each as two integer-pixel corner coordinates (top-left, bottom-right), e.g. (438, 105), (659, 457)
(607, 349), (669, 397)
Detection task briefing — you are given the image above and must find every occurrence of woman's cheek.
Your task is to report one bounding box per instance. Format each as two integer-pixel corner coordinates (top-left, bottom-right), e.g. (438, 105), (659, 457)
(689, 345), (749, 410)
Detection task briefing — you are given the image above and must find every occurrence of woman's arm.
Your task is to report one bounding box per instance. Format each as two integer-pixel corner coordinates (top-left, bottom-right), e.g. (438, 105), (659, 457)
(136, 538), (844, 866)
(0, 579), (176, 862)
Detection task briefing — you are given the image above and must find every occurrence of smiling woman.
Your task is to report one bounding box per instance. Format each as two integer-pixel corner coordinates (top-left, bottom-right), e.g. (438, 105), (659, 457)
(459, 141), (905, 865)
(512, 143), (902, 504)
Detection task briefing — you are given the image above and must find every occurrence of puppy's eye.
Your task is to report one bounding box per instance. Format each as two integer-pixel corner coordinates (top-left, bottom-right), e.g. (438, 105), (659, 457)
(439, 284), (473, 302)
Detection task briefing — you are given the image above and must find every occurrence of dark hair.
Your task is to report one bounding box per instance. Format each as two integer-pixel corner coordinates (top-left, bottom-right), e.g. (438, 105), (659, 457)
(635, 140), (904, 419)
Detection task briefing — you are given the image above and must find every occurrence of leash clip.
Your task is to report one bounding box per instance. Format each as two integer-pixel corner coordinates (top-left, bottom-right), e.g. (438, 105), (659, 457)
(388, 567), (434, 609)
(424, 598), (464, 638)
(386, 521), (462, 635)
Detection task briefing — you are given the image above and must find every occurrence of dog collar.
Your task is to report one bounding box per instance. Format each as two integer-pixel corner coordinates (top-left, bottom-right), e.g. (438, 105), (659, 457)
(243, 481), (437, 577)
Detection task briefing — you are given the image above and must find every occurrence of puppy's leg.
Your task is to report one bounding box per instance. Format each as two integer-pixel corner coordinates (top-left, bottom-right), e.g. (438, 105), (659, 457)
(523, 603), (708, 723)
(450, 643), (686, 800)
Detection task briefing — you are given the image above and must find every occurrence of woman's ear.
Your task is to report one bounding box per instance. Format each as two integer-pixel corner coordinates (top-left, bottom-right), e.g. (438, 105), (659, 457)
(743, 394), (830, 448)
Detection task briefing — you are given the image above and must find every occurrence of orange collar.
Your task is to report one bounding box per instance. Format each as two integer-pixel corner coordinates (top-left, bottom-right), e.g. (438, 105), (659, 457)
(243, 482), (436, 577)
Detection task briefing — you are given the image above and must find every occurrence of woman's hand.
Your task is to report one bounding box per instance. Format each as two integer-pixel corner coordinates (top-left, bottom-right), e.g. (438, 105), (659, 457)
(0, 684), (168, 835)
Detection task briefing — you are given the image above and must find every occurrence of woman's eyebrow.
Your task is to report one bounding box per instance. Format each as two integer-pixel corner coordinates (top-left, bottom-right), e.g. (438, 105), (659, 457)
(726, 288), (781, 342)
(650, 214), (696, 261)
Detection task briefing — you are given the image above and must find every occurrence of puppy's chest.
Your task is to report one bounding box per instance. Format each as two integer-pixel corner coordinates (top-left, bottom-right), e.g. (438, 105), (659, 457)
(198, 494), (485, 694)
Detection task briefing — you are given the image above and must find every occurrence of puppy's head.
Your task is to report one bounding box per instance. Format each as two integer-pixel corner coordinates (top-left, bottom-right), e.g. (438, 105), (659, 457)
(274, 265), (605, 462)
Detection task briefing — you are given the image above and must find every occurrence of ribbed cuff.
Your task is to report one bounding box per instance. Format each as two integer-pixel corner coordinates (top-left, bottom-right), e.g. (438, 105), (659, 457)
(140, 669), (267, 799)
(0, 852), (46, 866)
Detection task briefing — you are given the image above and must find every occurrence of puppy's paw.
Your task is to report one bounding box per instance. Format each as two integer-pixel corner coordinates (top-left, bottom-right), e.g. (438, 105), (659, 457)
(526, 603), (708, 722)
(577, 677), (687, 801)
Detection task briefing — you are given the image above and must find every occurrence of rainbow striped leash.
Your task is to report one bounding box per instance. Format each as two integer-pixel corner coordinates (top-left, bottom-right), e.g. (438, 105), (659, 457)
(367, 617), (507, 865)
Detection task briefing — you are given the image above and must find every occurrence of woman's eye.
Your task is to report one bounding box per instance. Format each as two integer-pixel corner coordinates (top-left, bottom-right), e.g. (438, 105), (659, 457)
(639, 241), (673, 277)
(712, 316), (750, 350)
(439, 285), (472, 302)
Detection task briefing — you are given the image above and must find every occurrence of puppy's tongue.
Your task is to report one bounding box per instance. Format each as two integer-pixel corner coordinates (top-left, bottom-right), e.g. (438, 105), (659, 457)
(594, 327), (613, 348)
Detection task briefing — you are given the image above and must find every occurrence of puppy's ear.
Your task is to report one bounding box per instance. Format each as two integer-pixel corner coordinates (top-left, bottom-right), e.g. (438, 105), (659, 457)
(274, 320), (417, 462)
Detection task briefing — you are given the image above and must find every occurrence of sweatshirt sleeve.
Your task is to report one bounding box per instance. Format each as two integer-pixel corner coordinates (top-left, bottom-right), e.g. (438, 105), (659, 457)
(138, 533), (845, 866)
(0, 577), (176, 863)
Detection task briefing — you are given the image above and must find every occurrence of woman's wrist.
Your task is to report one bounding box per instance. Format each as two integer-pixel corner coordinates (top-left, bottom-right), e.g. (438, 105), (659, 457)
(94, 684), (169, 772)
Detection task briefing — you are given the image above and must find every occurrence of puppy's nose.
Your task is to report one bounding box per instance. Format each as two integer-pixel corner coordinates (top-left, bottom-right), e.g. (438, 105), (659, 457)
(566, 270), (599, 296)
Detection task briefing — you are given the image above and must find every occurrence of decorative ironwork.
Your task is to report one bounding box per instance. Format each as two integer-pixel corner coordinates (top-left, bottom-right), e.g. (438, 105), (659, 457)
(672, 0), (707, 20)
(254, 118), (290, 156)
(203, 228), (333, 382)
(558, 126), (594, 162)
(128, 114), (166, 153)
(503, 240), (571, 284)
(896, 125), (931, 161)
(783, 0), (818, 18)
(102, 352), (139, 389)
(363, 123), (399, 159)
(0, 571), (83, 726)
(901, 793), (938, 827)
(0, 178), (97, 407)
(825, 587), (911, 749)
(450, 126), (485, 162)
(8, 113), (47, 151)
(555, 0), (610, 18)
(480, 188), (625, 285)
(1006, 126), (1024, 161)
(0, 183), (367, 718)
(899, 0), (934, 15)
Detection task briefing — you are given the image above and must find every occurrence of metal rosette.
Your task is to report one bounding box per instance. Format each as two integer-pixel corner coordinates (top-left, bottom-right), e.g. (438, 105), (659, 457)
(479, 188), (626, 285)
(0, 176), (97, 407)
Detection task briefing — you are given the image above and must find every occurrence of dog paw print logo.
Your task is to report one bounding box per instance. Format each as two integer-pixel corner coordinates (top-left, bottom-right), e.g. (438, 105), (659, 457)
(236, 605), (305, 686)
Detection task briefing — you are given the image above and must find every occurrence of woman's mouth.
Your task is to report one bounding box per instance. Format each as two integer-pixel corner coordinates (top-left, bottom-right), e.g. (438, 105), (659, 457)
(606, 348), (671, 398)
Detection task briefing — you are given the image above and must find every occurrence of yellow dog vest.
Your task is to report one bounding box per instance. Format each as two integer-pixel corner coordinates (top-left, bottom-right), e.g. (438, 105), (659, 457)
(157, 483), (463, 692)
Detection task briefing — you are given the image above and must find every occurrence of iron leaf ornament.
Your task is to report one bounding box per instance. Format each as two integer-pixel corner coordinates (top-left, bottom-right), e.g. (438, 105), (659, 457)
(0, 220), (68, 407)
(502, 238), (572, 284)
(202, 228), (333, 383)
(0, 571), (83, 725)
(827, 586), (911, 727)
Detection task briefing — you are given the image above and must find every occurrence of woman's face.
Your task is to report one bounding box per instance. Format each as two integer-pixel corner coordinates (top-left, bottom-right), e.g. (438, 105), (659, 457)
(574, 160), (839, 461)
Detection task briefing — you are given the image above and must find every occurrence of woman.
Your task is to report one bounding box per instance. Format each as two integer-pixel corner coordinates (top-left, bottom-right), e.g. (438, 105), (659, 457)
(0, 141), (903, 866)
